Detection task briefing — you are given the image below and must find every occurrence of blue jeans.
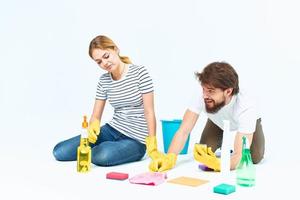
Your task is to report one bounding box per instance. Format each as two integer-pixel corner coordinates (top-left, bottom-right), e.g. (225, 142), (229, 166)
(53, 124), (146, 166)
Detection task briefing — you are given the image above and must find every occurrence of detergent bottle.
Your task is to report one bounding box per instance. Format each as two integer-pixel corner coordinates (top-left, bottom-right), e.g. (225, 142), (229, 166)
(77, 116), (91, 173)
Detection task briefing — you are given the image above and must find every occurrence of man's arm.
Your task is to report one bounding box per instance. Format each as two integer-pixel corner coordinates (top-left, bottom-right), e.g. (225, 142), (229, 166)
(168, 109), (199, 155)
(230, 132), (253, 170)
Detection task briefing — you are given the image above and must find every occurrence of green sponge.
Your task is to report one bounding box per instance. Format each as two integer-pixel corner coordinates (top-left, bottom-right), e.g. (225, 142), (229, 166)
(213, 183), (236, 195)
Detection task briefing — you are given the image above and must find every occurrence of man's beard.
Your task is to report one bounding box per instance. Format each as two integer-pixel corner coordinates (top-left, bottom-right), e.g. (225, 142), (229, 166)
(204, 98), (226, 114)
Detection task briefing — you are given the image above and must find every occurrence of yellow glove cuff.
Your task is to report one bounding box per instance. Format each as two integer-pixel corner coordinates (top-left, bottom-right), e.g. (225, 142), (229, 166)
(145, 136), (158, 158)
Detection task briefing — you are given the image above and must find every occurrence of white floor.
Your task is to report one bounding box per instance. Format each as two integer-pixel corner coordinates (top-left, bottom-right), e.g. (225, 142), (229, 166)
(1, 145), (298, 200)
(0, 114), (299, 200)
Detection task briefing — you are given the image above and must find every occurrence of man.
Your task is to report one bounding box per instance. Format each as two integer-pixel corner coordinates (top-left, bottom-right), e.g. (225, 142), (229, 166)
(147, 62), (265, 172)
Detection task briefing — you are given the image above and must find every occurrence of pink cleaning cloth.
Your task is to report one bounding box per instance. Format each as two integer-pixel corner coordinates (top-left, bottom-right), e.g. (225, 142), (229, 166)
(129, 172), (167, 186)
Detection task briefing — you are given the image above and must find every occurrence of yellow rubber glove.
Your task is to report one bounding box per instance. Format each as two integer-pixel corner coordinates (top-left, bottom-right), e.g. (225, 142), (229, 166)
(145, 136), (164, 160)
(87, 119), (100, 144)
(145, 136), (166, 171)
(193, 144), (220, 171)
(150, 153), (177, 172)
(148, 157), (164, 172)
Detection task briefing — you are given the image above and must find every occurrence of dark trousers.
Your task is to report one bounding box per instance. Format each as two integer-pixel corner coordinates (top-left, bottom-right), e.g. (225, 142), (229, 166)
(199, 118), (265, 164)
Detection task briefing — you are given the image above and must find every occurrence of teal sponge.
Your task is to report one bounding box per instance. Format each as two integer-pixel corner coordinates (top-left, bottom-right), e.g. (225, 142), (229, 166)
(213, 183), (236, 195)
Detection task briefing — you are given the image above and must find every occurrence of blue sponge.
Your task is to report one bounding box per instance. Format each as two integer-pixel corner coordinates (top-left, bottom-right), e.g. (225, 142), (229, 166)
(213, 183), (236, 195)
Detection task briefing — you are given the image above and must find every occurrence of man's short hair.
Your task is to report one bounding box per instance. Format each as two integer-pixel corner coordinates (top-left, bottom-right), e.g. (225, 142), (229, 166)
(195, 62), (239, 95)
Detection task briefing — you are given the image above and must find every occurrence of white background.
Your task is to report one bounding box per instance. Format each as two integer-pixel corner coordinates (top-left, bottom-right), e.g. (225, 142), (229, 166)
(1, 0), (300, 199)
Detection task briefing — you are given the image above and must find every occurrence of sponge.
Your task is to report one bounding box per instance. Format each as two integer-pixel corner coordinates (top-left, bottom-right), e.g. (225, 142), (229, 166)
(106, 172), (129, 180)
(213, 183), (236, 195)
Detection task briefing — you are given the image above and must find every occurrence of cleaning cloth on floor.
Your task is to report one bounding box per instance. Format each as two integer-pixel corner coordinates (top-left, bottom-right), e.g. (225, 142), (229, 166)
(129, 172), (167, 186)
(167, 176), (209, 187)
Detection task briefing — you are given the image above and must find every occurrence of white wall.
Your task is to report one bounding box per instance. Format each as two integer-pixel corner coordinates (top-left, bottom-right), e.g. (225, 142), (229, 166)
(1, 0), (299, 161)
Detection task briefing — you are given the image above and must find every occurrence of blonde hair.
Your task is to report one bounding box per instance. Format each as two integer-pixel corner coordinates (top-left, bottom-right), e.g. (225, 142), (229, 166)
(88, 35), (132, 64)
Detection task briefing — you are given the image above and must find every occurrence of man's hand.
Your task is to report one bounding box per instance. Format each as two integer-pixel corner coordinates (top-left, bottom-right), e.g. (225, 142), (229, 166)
(193, 144), (220, 171)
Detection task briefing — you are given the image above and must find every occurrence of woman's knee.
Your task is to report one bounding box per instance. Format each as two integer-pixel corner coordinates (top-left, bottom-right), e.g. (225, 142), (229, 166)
(92, 147), (112, 166)
(52, 136), (79, 161)
(53, 142), (66, 161)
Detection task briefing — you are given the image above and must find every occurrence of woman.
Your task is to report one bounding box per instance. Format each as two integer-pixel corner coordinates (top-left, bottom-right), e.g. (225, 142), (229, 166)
(53, 35), (161, 166)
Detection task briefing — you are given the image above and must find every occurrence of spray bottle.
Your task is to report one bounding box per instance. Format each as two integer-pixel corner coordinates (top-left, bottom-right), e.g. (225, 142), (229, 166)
(77, 116), (91, 173)
(236, 136), (255, 186)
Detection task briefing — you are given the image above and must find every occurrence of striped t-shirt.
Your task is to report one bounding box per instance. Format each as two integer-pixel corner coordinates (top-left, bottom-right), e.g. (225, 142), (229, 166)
(96, 64), (154, 144)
